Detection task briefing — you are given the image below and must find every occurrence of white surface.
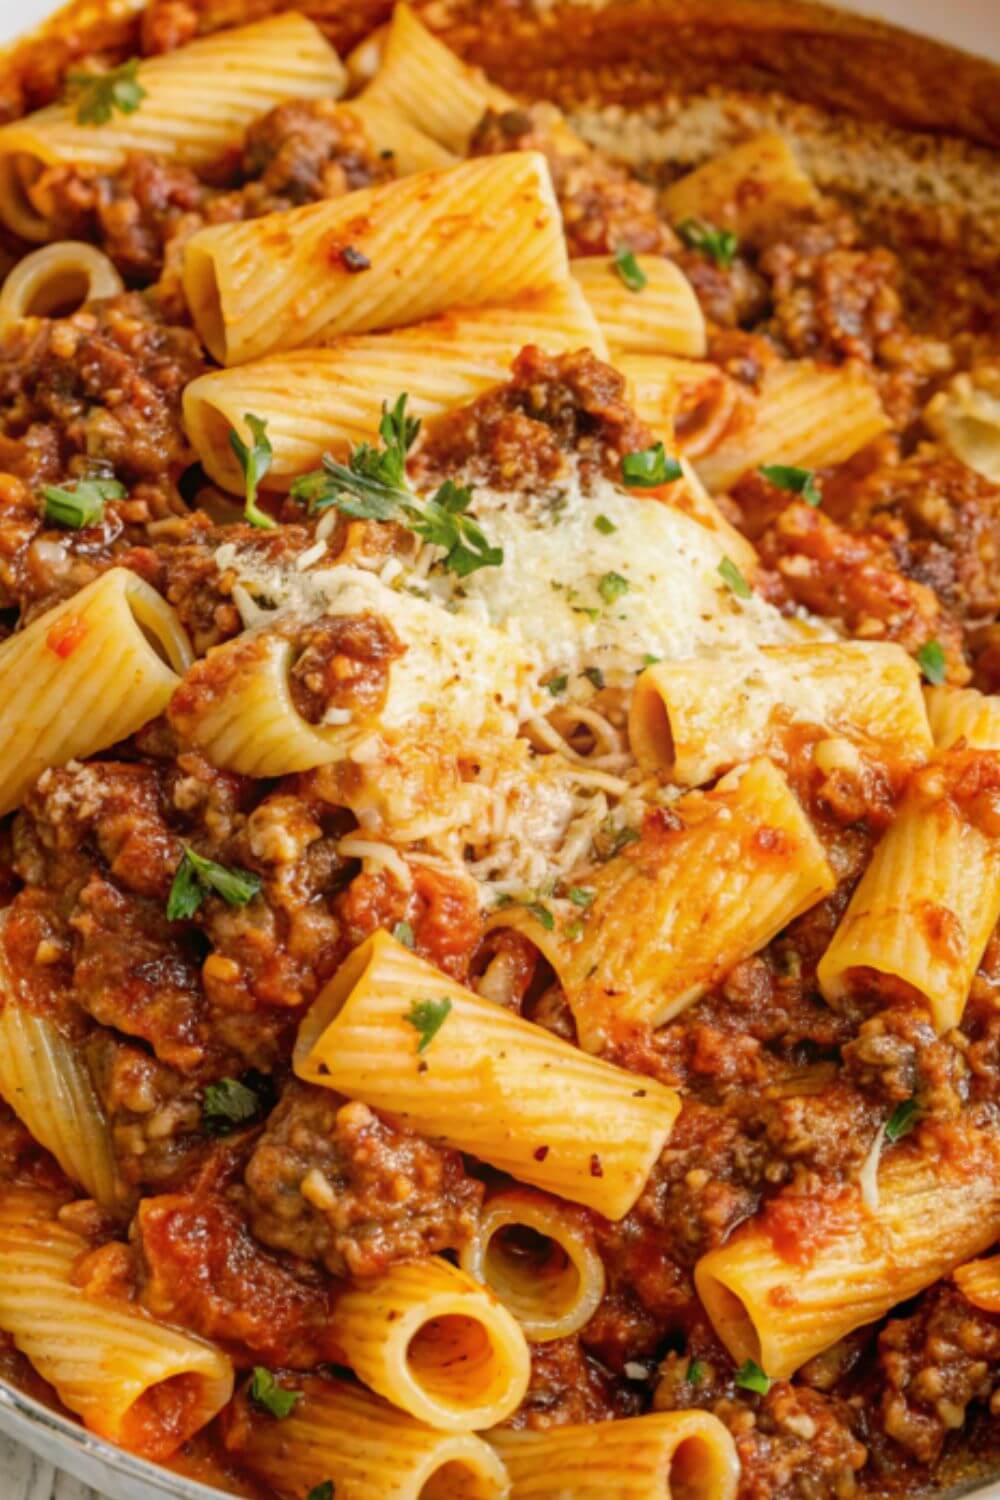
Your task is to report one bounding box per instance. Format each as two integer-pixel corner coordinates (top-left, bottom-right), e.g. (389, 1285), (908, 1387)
(1, 1432), (100, 1500)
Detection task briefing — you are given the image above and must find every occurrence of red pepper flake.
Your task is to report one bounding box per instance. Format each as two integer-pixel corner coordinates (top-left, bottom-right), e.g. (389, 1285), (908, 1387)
(340, 245), (371, 272)
(533, 1145), (549, 1161)
(46, 614), (88, 659)
(589, 1153), (604, 1177)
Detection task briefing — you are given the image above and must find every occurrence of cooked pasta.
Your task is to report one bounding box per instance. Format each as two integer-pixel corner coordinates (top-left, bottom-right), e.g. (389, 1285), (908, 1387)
(458, 1188), (605, 1341)
(183, 152), (568, 365)
(695, 1127), (1000, 1380)
(183, 283), (605, 491)
(661, 132), (821, 245)
(222, 1373), (511, 1500)
(953, 1256), (1000, 1314)
(331, 1256), (530, 1431)
(0, 567), (192, 816)
(294, 931), (681, 1218)
(570, 255), (706, 357)
(489, 1411), (740, 1500)
(0, 1189), (233, 1457)
(0, 240), (123, 330)
(0, 15), (346, 240)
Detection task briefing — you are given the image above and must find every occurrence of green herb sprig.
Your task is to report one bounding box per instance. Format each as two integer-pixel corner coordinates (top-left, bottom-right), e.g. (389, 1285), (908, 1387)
(167, 846), (262, 921)
(249, 1367), (301, 1420)
(676, 217), (739, 268)
(734, 1358), (771, 1395)
(405, 996), (452, 1053)
(230, 413), (276, 529)
(916, 640), (946, 686)
(621, 443), (682, 489)
(612, 245), (647, 292)
(69, 59), (146, 126)
(759, 464), (821, 507)
(43, 476), (125, 529)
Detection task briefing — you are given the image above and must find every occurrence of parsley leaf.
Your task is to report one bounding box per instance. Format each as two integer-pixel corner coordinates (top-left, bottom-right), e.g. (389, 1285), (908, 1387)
(69, 59), (147, 126)
(546, 674), (568, 696)
(405, 996), (452, 1053)
(676, 217), (739, 268)
(392, 920), (415, 949)
(249, 1368), (301, 1420)
(621, 442), (682, 488)
(916, 639), (947, 686)
(718, 556), (752, 600)
(612, 245), (647, 292)
(597, 572), (629, 605)
(229, 413), (276, 529)
(167, 846), (262, 922)
(686, 1358), (705, 1385)
(593, 513), (617, 535)
(42, 475), (124, 529)
(759, 463), (821, 507)
(885, 1098), (920, 1143)
(581, 665), (605, 690)
(307, 1486), (334, 1500)
(526, 901), (555, 931)
(568, 886), (595, 907)
(734, 1358), (771, 1395)
(293, 396), (501, 577)
(203, 1076), (264, 1136)
(640, 653), (662, 668)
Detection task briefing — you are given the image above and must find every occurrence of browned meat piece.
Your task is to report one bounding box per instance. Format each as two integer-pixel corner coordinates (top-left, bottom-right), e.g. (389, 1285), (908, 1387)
(414, 346), (654, 492)
(135, 1191), (346, 1367)
(674, 249), (768, 329)
(288, 613), (405, 725)
(84, 1031), (211, 1193)
(470, 104), (675, 258)
(503, 1336), (641, 1429)
(244, 1081), (483, 1277)
(331, 861), (481, 981)
(241, 99), (394, 204)
(843, 1000), (968, 1115)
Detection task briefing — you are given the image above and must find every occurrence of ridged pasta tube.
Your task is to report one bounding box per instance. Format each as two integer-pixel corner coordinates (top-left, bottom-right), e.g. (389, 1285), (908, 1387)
(0, 1189), (233, 1458)
(954, 1256), (1000, 1314)
(662, 133), (820, 246)
(332, 1257), (530, 1432)
(294, 931), (681, 1219)
(0, 241), (122, 331)
(0, 15), (346, 241)
(925, 683), (1000, 750)
(183, 152), (568, 366)
(0, 567), (192, 815)
(490, 1411), (739, 1500)
(223, 1372), (511, 1500)
(571, 254), (706, 357)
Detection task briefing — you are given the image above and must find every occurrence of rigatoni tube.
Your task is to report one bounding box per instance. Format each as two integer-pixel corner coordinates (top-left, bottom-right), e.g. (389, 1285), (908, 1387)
(490, 1411), (739, 1500)
(294, 931), (681, 1219)
(571, 254), (706, 357)
(332, 1256), (529, 1431)
(695, 1125), (1000, 1380)
(183, 152), (568, 366)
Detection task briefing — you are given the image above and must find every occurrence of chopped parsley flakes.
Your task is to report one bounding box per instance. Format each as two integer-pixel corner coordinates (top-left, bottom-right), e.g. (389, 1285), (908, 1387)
(734, 1358), (771, 1395)
(202, 1076), (266, 1136)
(69, 59), (146, 126)
(250, 1367), (302, 1419)
(759, 463), (821, 507)
(676, 217), (739, 268)
(167, 846), (262, 922)
(885, 1098), (920, 1143)
(718, 556), (752, 600)
(229, 413), (276, 530)
(597, 571), (629, 605)
(621, 442), (682, 488)
(405, 996), (452, 1053)
(612, 245), (647, 292)
(916, 639), (947, 686)
(43, 475), (124, 529)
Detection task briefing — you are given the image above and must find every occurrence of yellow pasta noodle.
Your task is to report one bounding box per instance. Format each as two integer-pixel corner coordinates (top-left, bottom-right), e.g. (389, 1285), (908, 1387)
(0, 921), (122, 1212)
(294, 931), (681, 1218)
(925, 367), (1000, 485)
(493, 757), (834, 1050)
(183, 283), (605, 492)
(0, 15), (346, 241)
(458, 1187), (605, 1342)
(331, 1256), (529, 1432)
(817, 752), (1000, 1033)
(953, 1256), (1000, 1314)
(0, 1189), (233, 1458)
(362, 1), (512, 153)
(617, 353), (740, 460)
(695, 1127), (1000, 1380)
(925, 682), (1000, 750)
(490, 1411), (739, 1500)
(570, 254), (706, 357)
(629, 642), (931, 786)
(183, 151), (567, 366)
(0, 240), (122, 331)
(662, 132), (821, 246)
(0, 567), (192, 816)
(694, 359), (889, 494)
(345, 96), (456, 176)
(223, 1372), (510, 1500)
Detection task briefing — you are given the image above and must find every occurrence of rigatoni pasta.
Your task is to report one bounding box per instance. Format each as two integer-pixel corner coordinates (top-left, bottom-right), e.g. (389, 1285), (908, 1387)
(0, 15), (346, 240)
(570, 255), (706, 357)
(294, 931), (681, 1218)
(0, 240), (122, 330)
(183, 152), (568, 365)
(662, 132), (821, 245)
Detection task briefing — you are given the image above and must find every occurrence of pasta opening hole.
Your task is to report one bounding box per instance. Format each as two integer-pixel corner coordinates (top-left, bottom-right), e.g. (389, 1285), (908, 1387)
(0, 153), (48, 241)
(668, 1435), (719, 1500)
(120, 1371), (206, 1459)
(196, 404), (247, 489)
(23, 267), (91, 319)
(193, 268), (226, 363)
(420, 1458), (504, 1500)
(407, 1315), (498, 1407)
(123, 581), (193, 675)
(485, 1224), (576, 1308)
(700, 1281), (761, 1370)
(634, 684), (675, 770)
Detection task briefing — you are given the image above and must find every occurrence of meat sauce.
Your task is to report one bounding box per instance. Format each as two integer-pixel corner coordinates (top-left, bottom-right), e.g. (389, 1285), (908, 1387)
(0, 4), (998, 1498)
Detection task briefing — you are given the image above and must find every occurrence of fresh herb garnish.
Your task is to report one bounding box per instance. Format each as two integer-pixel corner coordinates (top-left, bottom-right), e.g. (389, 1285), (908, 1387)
(597, 571), (629, 605)
(581, 665), (605, 690)
(203, 1077), (264, 1136)
(640, 653), (662, 668)
(600, 816), (640, 857)
(526, 901), (555, 932)
(568, 886), (595, 908)
(885, 1098), (920, 1143)
(594, 513), (617, 535)
(392, 920), (415, 949)
(676, 217), (738, 268)
(621, 442), (682, 488)
(292, 396), (501, 577)
(759, 464), (821, 507)
(916, 639), (946, 686)
(687, 1358), (706, 1385)
(734, 1358), (771, 1395)
(307, 1486), (334, 1500)
(546, 674), (568, 696)
(230, 413), (276, 530)
(167, 846), (262, 921)
(405, 996), (452, 1053)
(42, 475), (124, 529)
(718, 556), (752, 600)
(69, 59), (146, 126)
(249, 1368), (301, 1420)
(612, 245), (647, 292)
